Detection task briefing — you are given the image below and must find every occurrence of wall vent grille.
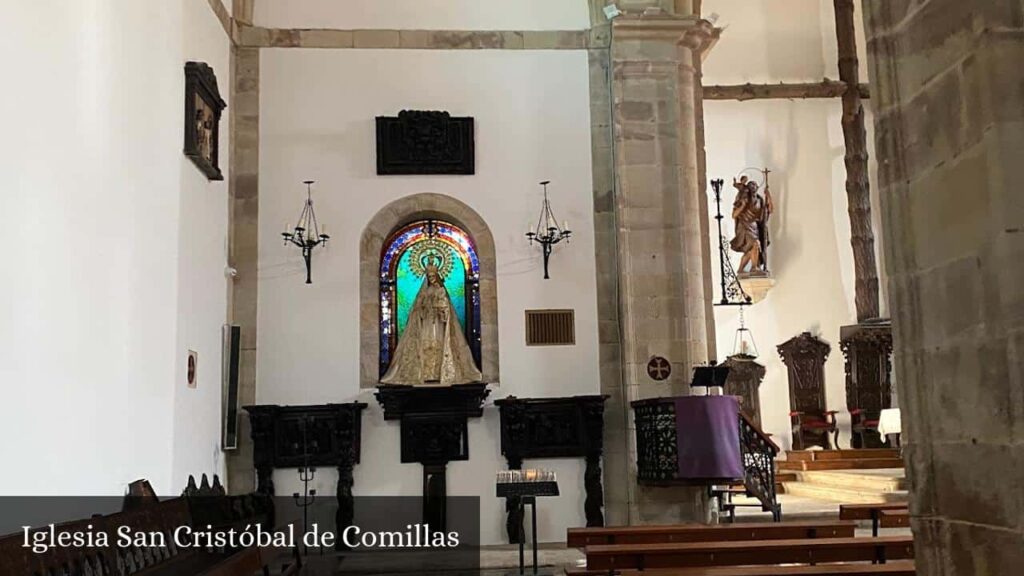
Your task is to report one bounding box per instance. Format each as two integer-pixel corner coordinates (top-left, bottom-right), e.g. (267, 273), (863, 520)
(525, 309), (575, 346)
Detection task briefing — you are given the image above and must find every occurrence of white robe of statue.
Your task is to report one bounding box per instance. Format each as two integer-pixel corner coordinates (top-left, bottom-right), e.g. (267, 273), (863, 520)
(380, 263), (482, 386)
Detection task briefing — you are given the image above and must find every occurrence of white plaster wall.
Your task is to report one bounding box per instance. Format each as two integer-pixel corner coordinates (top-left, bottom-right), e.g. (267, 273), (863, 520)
(253, 0), (590, 31)
(257, 48), (597, 545)
(0, 0), (231, 496)
(171, 0), (234, 491)
(703, 0), (885, 448)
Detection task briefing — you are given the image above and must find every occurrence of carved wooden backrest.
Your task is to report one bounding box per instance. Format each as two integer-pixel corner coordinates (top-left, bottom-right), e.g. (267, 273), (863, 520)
(777, 332), (831, 415)
(840, 323), (894, 412)
(722, 355), (767, 428)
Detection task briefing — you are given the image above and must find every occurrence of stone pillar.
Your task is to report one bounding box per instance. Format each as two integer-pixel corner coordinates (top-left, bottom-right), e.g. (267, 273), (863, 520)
(863, 0), (1024, 572)
(225, 46), (260, 495)
(609, 14), (717, 523)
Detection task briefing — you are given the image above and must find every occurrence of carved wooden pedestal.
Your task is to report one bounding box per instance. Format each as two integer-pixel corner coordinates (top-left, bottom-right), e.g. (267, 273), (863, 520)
(841, 321), (893, 449)
(722, 355), (766, 429)
(495, 395), (608, 544)
(243, 402), (367, 547)
(374, 383), (490, 531)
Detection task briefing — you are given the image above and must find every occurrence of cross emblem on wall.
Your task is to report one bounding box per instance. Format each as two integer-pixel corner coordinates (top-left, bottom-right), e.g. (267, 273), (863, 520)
(647, 356), (671, 381)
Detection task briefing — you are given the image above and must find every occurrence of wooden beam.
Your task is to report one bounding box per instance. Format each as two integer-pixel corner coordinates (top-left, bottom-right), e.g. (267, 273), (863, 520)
(835, 0), (880, 321)
(703, 80), (870, 101)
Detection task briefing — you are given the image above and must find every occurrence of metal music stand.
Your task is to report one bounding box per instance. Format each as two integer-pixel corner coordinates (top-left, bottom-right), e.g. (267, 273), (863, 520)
(496, 481), (560, 575)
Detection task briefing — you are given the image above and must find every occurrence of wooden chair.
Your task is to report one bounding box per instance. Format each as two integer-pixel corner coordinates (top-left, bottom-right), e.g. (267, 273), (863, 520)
(841, 323), (894, 449)
(778, 333), (837, 450)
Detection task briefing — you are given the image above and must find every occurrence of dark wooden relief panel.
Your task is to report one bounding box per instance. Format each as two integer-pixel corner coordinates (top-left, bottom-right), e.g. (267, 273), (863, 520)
(376, 110), (475, 175)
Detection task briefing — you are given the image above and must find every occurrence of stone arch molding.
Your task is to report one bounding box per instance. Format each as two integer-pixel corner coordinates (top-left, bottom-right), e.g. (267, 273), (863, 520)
(359, 193), (499, 388)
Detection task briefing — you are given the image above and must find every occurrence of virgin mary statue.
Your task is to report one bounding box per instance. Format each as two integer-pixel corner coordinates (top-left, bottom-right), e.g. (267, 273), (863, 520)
(380, 261), (482, 386)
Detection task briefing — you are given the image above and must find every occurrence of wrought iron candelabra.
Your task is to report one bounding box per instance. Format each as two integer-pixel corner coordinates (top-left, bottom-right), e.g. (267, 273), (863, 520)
(710, 178), (751, 306)
(282, 180), (330, 284)
(292, 418), (317, 556)
(525, 181), (572, 280)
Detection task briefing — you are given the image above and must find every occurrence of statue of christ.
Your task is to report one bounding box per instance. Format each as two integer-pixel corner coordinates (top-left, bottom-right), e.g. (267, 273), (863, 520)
(380, 261), (482, 386)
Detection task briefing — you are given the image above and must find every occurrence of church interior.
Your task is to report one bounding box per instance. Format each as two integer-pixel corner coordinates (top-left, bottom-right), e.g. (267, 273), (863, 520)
(2, 1), (1022, 575)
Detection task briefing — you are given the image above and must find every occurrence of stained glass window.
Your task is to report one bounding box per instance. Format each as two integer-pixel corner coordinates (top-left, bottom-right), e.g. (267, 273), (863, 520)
(379, 220), (481, 377)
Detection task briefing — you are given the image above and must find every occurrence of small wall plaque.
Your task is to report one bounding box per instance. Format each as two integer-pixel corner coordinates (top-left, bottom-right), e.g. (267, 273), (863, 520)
(376, 110), (475, 175)
(184, 62), (226, 181)
(187, 350), (198, 388)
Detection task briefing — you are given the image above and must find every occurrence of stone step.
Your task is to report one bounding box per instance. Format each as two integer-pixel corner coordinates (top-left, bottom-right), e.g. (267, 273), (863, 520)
(777, 458), (905, 472)
(797, 469), (907, 492)
(782, 480), (909, 504)
(786, 449), (900, 462)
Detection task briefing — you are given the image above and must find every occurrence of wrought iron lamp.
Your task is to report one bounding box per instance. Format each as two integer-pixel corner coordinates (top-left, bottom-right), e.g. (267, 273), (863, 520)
(733, 305), (759, 358)
(525, 180), (572, 280)
(282, 180), (329, 284)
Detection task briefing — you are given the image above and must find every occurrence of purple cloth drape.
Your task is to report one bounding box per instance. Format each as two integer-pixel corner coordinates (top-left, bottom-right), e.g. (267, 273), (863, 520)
(674, 396), (743, 480)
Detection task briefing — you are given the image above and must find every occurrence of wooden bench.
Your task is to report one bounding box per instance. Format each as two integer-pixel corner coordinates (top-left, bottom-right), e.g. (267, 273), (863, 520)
(568, 521), (856, 548)
(566, 560), (916, 576)
(584, 536), (914, 571)
(0, 477), (297, 576)
(839, 503), (909, 536)
(879, 509), (911, 529)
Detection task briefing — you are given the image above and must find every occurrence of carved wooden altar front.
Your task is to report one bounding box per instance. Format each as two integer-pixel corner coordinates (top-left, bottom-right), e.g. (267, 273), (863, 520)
(495, 395), (607, 543)
(244, 402), (366, 545)
(777, 332), (837, 450)
(374, 383), (490, 532)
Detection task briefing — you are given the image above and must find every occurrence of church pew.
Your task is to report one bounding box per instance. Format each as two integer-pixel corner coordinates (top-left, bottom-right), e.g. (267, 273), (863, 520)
(584, 536), (914, 571)
(0, 482), (290, 576)
(839, 503), (908, 536)
(879, 509), (911, 529)
(568, 521), (856, 548)
(565, 560), (916, 576)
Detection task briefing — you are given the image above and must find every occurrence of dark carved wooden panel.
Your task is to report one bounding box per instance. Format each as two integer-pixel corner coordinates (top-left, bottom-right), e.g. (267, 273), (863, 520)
(777, 332), (836, 450)
(841, 321), (893, 448)
(373, 383), (490, 532)
(722, 355), (766, 429)
(376, 110), (475, 175)
(244, 402), (366, 547)
(495, 395), (608, 543)
(184, 61), (226, 181)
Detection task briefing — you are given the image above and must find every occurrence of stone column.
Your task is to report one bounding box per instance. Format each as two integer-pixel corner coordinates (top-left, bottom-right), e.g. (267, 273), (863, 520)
(609, 14), (717, 523)
(863, 0), (1024, 572)
(225, 46), (260, 494)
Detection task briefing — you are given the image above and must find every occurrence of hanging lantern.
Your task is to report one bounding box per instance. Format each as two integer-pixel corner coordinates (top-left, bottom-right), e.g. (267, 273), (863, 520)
(732, 305), (759, 358)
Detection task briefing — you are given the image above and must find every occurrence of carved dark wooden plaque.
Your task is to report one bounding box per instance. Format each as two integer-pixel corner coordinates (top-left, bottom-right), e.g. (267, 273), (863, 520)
(376, 110), (475, 175)
(184, 62), (226, 181)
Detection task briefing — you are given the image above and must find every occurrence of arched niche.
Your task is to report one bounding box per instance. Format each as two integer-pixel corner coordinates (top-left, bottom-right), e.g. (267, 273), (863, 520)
(359, 193), (498, 388)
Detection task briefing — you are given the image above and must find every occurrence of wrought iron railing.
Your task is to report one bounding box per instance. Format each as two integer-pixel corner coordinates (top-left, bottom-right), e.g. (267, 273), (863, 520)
(738, 412), (781, 521)
(632, 399), (679, 483)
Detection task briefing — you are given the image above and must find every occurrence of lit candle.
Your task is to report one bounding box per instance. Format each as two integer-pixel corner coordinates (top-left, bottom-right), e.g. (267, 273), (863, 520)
(320, 225), (327, 238)
(563, 220), (569, 231)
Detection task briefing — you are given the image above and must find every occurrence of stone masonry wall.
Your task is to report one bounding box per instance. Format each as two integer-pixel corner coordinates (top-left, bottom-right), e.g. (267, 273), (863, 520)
(862, 1), (1024, 573)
